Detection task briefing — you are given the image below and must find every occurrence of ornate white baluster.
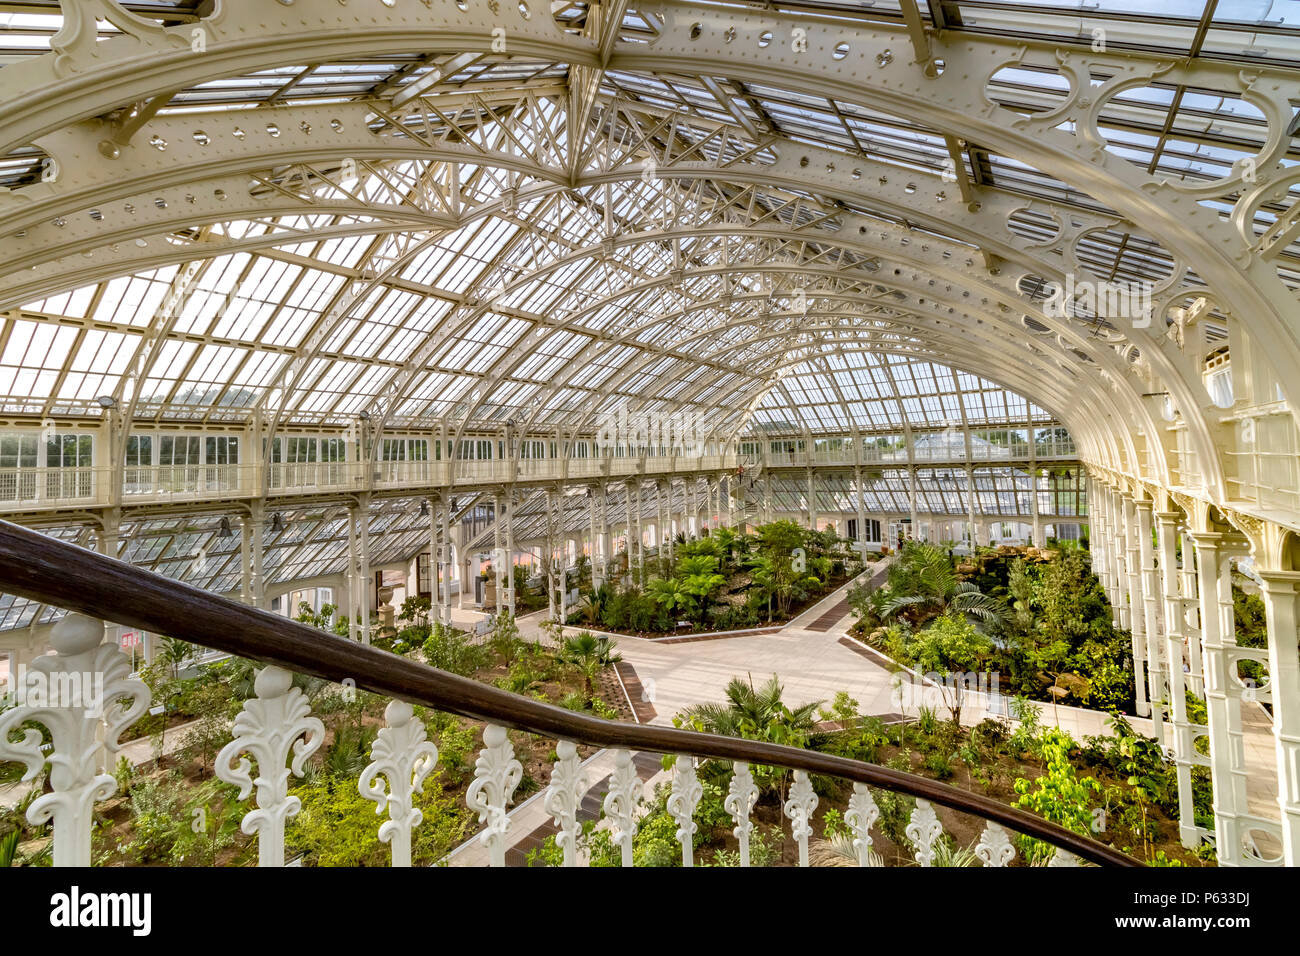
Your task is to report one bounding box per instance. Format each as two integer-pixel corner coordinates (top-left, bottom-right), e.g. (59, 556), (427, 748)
(216, 665), (324, 867)
(724, 761), (759, 867)
(845, 783), (880, 867)
(358, 699), (438, 867)
(465, 723), (522, 867)
(543, 739), (585, 867)
(0, 613), (148, 867)
(783, 769), (818, 867)
(666, 755), (702, 867)
(602, 749), (640, 867)
(906, 799), (944, 867)
(974, 821), (1016, 867)
(1048, 847), (1080, 867)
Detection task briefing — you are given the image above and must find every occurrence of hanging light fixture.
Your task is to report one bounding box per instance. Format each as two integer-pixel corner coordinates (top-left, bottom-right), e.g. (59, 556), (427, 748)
(271, 512), (284, 533)
(218, 516), (233, 538)
(420, 499), (429, 517)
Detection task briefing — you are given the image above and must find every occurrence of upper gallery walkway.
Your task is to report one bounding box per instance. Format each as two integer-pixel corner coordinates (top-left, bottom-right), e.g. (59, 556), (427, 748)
(0, 441), (1078, 519)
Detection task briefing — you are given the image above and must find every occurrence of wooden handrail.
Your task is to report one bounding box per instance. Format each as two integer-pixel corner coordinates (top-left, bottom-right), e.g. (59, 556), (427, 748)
(0, 519), (1139, 866)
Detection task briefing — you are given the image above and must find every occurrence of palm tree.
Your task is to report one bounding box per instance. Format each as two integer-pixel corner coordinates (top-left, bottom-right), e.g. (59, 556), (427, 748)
(646, 576), (690, 620)
(747, 554), (777, 622)
(678, 674), (821, 796)
(676, 554), (726, 624)
(879, 542), (1005, 628)
(580, 583), (612, 626)
(679, 675), (820, 746)
(558, 632), (622, 696)
(159, 636), (194, 680)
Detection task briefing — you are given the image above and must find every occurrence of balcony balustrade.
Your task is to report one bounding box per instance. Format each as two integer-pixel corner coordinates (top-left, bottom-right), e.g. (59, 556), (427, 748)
(0, 445), (1078, 516)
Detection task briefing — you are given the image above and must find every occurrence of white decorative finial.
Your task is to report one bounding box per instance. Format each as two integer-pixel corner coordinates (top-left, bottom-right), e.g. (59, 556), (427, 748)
(49, 612), (103, 656)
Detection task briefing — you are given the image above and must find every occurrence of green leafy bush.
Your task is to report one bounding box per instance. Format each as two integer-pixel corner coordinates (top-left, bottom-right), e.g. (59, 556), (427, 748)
(422, 622), (490, 676)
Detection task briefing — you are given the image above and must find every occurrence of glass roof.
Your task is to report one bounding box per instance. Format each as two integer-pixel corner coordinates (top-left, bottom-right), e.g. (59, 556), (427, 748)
(2, 0), (1288, 626)
(751, 355), (1052, 434)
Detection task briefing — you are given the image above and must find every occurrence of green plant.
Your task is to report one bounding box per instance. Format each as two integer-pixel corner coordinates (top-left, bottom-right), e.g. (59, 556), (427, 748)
(433, 720), (477, 781)
(113, 754), (136, 792)
(877, 542), (1007, 628)
(1013, 728), (1100, 864)
(489, 610), (524, 664)
(320, 720), (377, 780)
(703, 825), (781, 867)
(496, 660), (543, 695)
(158, 636), (196, 680)
(557, 632), (621, 696)
(288, 768), (469, 866)
(423, 622), (490, 676)
(177, 680), (234, 776)
(676, 674), (819, 796)
(646, 576), (691, 618)
(908, 613), (995, 724)
(924, 751), (955, 780)
(167, 779), (245, 866)
(931, 835), (979, 867)
(0, 828), (19, 867)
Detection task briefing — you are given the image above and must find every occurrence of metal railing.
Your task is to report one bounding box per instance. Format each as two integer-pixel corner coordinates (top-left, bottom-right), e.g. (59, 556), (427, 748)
(0, 519), (1138, 868)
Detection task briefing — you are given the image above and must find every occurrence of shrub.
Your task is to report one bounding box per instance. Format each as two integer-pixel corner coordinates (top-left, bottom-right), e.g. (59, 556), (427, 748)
(422, 623), (490, 676)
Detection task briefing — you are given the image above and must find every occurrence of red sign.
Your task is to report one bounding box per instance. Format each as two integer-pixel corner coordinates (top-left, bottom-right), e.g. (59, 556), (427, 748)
(119, 631), (141, 648)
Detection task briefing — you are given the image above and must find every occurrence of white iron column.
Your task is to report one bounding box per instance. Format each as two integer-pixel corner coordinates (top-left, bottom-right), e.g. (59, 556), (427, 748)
(659, 480), (672, 566)
(545, 489), (558, 622)
(620, 480), (632, 569)
(427, 495), (439, 613)
(854, 466), (867, 554)
(250, 500), (266, 609)
(504, 492), (517, 614)
(908, 465), (919, 540)
(1215, 542), (1252, 832)
(347, 501), (360, 641)
(632, 481), (644, 582)
(458, 527), (472, 609)
(1189, 531), (1245, 866)
(966, 466), (977, 549)
(1135, 499), (1163, 738)
(440, 496), (453, 626)
(1156, 511), (1200, 847)
(494, 493), (507, 611)
(1109, 489), (1129, 628)
(1181, 531), (1205, 697)
(1030, 468), (1043, 548)
(239, 510), (255, 605)
(1257, 569), (1300, 865)
(358, 492), (371, 644)
(589, 488), (602, 590)
(1110, 485), (1128, 615)
(1090, 481), (1110, 592)
(599, 484), (611, 578)
(806, 470), (817, 532)
(98, 509), (121, 646)
(1123, 495), (1149, 716)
